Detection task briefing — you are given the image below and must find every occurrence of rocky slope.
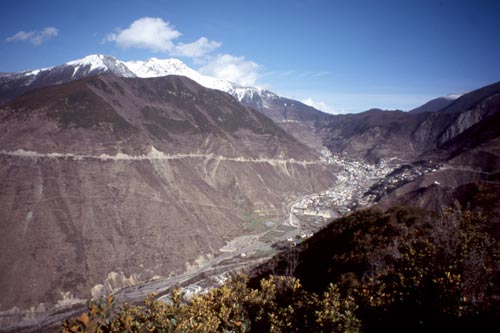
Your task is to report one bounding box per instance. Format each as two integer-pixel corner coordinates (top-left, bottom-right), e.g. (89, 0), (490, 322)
(0, 74), (337, 321)
(319, 81), (500, 163)
(366, 83), (500, 212)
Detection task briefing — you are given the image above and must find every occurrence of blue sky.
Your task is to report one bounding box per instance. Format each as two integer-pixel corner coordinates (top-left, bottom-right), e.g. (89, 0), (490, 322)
(1, 0), (500, 113)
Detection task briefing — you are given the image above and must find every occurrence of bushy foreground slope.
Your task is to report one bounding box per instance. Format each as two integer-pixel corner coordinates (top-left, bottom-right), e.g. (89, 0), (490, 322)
(62, 205), (499, 332)
(254, 205), (500, 332)
(62, 275), (360, 333)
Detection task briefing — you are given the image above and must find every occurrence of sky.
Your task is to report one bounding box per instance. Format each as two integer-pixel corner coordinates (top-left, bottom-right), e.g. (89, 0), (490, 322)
(1, 0), (500, 113)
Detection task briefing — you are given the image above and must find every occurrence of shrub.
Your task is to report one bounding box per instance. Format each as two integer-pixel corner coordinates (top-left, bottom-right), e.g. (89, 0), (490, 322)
(62, 274), (361, 333)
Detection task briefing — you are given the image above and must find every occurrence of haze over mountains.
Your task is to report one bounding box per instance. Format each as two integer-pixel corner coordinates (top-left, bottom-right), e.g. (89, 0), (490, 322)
(0, 55), (499, 331)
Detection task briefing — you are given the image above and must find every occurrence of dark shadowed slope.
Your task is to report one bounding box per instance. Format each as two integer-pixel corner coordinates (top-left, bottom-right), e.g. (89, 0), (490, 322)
(251, 205), (500, 332)
(409, 96), (457, 113)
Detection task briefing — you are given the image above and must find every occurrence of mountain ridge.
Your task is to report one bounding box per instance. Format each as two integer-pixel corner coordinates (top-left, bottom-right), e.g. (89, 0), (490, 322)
(0, 54), (335, 153)
(319, 80), (500, 163)
(0, 54), (275, 108)
(410, 95), (461, 113)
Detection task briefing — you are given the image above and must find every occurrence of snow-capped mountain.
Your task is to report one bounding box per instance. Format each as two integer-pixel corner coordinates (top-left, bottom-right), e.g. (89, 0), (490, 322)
(0, 55), (130, 104)
(124, 57), (282, 108)
(126, 58), (231, 89)
(65, 55), (237, 93)
(0, 54), (278, 106)
(65, 54), (136, 78)
(0, 54), (331, 151)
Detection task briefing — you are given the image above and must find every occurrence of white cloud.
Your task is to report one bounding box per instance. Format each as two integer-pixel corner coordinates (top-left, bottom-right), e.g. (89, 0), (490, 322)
(6, 27), (58, 45)
(173, 37), (222, 58)
(302, 98), (335, 113)
(105, 17), (220, 58)
(199, 54), (259, 87)
(106, 17), (180, 52)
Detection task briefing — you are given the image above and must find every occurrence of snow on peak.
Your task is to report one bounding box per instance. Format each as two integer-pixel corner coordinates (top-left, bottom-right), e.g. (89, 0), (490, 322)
(66, 54), (112, 72)
(65, 54), (135, 77)
(25, 68), (48, 76)
(22, 54), (273, 103)
(123, 57), (277, 104)
(125, 57), (192, 78)
(123, 57), (240, 94)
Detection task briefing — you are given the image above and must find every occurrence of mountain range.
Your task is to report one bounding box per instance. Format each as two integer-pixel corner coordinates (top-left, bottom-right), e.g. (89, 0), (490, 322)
(3, 54), (497, 163)
(0, 55), (333, 153)
(0, 54), (498, 331)
(0, 67), (338, 328)
(0, 54), (288, 117)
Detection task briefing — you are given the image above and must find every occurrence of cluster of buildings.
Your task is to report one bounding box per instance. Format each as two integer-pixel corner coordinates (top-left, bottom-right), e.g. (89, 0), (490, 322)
(291, 152), (397, 227)
(365, 163), (440, 200)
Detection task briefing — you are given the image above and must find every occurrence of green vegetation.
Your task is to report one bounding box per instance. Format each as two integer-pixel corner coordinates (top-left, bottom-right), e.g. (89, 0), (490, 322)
(62, 275), (360, 333)
(62, 205), (499, 332)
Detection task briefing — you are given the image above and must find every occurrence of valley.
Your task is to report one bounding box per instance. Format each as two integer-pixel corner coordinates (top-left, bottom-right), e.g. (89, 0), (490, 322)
(0, 149), (403, 332)
(0, 54), (498, 332)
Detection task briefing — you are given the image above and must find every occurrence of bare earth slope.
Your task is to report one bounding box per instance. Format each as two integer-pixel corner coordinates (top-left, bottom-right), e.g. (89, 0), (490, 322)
(0, 74), (337, 318)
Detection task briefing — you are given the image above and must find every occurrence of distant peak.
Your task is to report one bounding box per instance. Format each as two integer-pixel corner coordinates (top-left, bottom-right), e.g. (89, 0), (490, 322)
(123, 57), (194, 79)
(17, 54), (273, 103)
(67, 54), (111, 64)
(64, 54), (136, 77)
(66, 54), (118, 69)
(144, 57), (189, 68)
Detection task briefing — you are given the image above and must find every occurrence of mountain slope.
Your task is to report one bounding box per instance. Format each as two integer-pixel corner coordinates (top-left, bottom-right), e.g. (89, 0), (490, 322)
(0, 55), (134, 105)
(409, 95), (460, 113)
(0, 55), (333, 152)
(250, 205), (500, 332)
(0, 74), (337, 322)
(320, 81), (500, 163)
(366, 84), (500, 212)
(0, 55), (322, 120)
(0, 55), (248, 105)
(439, 81), (500, 114)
